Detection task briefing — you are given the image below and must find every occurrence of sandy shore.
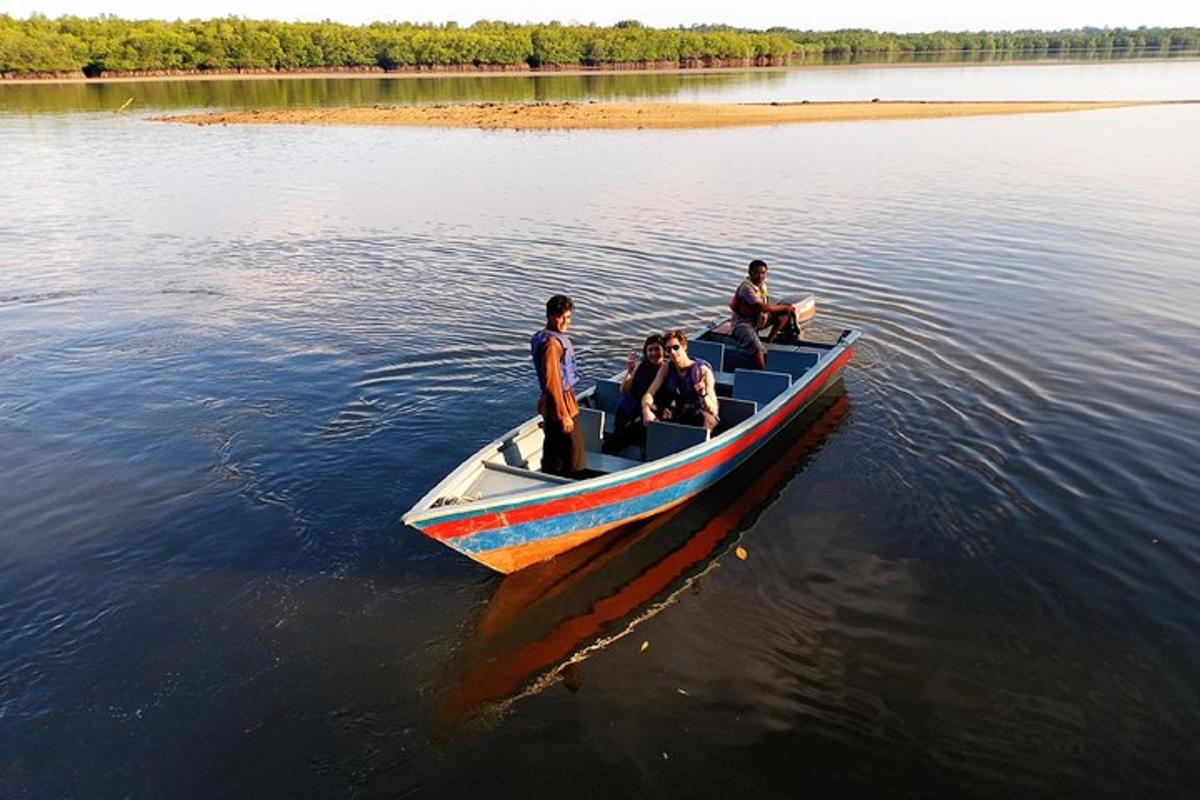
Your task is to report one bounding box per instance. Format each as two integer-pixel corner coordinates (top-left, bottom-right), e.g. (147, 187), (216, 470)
(154, 100), (1183, 130)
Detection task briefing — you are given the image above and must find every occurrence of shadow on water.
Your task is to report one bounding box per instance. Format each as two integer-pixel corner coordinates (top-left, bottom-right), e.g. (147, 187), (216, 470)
(437, 384), (850, 727)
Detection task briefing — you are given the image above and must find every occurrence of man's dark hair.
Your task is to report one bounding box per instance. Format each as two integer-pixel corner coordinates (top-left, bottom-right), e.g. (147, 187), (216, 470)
(748, 259), (768, 274)
(545, 294), (574, 319)
(663, 328), (688, 348)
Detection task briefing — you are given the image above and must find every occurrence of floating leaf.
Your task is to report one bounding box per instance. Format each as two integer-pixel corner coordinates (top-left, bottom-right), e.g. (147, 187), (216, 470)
(662, 752), (669, 760)
(735, 546), (748, 560)
(640, 640), (650, 652)
(677, 688), (689, 696)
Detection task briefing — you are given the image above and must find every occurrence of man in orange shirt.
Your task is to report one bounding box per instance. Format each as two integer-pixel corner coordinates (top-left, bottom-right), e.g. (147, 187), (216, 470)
(530, 294), (586, 478)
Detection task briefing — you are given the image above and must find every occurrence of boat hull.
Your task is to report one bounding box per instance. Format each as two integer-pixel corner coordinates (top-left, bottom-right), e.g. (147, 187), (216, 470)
(405, 340), (855, 573)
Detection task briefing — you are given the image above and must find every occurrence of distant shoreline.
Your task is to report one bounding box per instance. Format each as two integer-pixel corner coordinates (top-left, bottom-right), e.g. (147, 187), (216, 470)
(5, 53), (1200, 86)
(154, 100), (1188, 131)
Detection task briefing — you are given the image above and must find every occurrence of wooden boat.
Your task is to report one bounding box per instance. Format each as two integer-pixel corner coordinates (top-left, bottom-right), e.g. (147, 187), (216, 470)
(403, 296), (859, 574)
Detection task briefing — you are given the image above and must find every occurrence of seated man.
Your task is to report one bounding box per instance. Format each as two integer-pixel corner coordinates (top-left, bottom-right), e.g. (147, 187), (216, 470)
(641, 329), (719, 431)
(729, 259), (799, 370)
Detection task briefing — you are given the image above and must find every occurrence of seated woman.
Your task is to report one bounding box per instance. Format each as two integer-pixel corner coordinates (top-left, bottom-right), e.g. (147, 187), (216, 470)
(603, 334), (666, 455)
(641, 329), (719, 431)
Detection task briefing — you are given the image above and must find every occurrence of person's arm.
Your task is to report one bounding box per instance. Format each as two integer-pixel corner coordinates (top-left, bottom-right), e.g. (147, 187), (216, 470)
(619, 348), (638, 393)
(641, 363), (667, 424)
(698, 365), (719, 416)
(741, 283), (793, 316)
(541, 339), (575, 431)
(767, 301), (795, 315)
(698, 365), (720, 430)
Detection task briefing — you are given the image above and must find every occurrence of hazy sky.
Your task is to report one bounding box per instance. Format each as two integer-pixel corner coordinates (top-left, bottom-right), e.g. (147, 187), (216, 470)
(5, 1), (1197, 31)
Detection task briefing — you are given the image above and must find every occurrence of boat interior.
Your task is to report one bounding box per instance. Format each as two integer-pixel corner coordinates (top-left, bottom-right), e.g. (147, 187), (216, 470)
(433, 336), (835, 507)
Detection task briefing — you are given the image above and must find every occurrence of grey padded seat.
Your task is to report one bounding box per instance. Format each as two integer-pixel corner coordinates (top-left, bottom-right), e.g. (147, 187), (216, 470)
(715, 397), (757, 433)
(688, 340), (725, 372)
(576, 406), (642, 473)
(577, 407), (605, 453)
(592, 379), (624, 416)
(646, 420), (710, 461)
(733, 369), (792, 408)
(766, 349), (820, 380)
(689, 339), (739, 387)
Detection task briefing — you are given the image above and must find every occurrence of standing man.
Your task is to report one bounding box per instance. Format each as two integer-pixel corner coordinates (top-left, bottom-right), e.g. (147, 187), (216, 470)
(530, 294), (586, 478)
(729, 259), (797, 370)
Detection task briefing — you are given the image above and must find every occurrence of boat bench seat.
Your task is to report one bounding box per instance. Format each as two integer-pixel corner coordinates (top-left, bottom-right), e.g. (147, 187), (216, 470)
(577, 407), (644, 473)
(470, 461), (573, 501)
(590, 380), (623, 433)
(586, 452), (642, 474)
(715, 397), (757, 434)
(646, 420), (710, 461)
(684, 339), (732, 381)
(733, 369), (792, 407)
(577, 408), (606, 452)
(766, 349), (820, 379)
(682, 339), (738, 390)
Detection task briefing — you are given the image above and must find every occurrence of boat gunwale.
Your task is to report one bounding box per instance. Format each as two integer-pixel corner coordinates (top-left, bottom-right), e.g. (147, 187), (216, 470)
(402, 328), (859, 528)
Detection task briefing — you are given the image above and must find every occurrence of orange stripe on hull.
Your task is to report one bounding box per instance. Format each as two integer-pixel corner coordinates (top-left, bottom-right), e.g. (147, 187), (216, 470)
(469, 491), (701, 573)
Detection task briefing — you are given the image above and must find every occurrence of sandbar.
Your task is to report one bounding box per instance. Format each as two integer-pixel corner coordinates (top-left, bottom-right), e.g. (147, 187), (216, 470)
(153, 100), (1186, 130)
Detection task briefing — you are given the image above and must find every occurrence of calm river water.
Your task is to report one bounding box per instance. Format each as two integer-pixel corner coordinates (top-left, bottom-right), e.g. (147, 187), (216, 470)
(2, 60), (1199, 798)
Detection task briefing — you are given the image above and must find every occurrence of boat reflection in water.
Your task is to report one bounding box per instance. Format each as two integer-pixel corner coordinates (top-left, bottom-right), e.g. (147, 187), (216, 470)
(439, 383), (851, 725)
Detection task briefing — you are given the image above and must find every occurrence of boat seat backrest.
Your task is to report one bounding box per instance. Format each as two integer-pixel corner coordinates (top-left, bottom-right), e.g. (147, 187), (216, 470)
(733, 369), (792, 408)
(716, 397), (757, 433)
(646, 420), (710, 462)
(592, 379), (624, 416)
(498, 426), (545, 468)
(766, 349), (820, 380)
(688, 340), (726, 373)
(577, 407), (605, 453)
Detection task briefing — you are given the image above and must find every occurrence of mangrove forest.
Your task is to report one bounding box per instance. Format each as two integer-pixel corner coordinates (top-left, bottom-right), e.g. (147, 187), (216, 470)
(2, 15), (1198, 77)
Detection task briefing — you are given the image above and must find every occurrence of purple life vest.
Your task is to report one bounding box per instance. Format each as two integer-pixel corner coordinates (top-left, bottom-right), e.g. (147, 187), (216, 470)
(530, 329), (579, 394)
(663, 358), (710, 404)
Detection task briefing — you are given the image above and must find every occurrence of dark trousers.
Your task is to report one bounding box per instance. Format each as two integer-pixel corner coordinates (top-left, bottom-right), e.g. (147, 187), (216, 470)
(542, 415), (586, 478)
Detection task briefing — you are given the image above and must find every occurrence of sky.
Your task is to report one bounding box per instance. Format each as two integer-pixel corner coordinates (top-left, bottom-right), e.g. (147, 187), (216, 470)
(4, 0), (1197, 32)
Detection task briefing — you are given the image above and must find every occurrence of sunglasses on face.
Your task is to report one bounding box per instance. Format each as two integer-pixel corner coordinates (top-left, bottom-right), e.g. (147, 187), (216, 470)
(665, 344), (683, 352)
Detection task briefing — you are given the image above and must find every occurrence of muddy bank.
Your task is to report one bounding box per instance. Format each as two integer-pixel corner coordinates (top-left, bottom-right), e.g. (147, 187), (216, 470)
(155, 100), (1178, 131)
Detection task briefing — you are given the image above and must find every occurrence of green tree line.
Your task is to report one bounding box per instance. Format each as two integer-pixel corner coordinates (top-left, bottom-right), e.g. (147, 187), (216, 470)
(2, 15), (1197, 75)
(774, 26), (1200, 56)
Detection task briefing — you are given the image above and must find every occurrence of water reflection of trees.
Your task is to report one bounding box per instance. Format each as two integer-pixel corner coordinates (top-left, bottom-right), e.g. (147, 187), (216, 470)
(0, 71), (791, 112)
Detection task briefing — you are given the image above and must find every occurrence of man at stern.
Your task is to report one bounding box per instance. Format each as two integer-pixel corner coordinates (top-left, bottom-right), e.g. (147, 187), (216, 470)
(730, 259), (798, 370)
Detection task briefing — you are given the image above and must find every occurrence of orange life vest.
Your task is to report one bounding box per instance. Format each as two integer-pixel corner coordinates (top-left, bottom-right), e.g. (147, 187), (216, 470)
(729, 279), (766, 320)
